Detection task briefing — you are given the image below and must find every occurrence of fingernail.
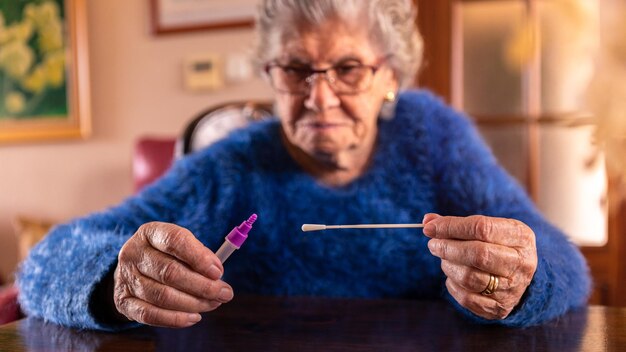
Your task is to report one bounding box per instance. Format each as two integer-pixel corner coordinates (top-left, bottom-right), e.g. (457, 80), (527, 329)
(218, 287), (234, 301)
(187, 313), (201, 325)
(422, 213), (438, 223)
(427, 240), (438, 255)
(208, 265), (222, 279)
(423, 222), (436, 237)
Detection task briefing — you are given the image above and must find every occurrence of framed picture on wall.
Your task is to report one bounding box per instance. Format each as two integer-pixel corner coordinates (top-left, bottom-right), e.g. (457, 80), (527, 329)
(150, 0), (257, 35)
(0, 0), (91, 144)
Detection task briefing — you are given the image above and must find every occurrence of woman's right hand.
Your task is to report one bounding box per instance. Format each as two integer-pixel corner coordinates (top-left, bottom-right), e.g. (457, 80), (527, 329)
(113, 222), (234, 328)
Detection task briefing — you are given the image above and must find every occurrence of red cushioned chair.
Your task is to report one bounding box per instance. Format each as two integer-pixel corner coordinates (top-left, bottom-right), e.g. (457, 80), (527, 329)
(132, 137), (177, 192)
(0, 285), (21, 325)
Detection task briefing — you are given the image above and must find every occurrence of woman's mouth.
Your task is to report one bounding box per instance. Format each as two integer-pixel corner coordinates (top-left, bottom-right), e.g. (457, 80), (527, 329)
(298, 120), (350, 132)
(309, 122), (342, 130)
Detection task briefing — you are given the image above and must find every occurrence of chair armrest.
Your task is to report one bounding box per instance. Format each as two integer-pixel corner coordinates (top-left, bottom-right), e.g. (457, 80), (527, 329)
(0, 285), (22, 325)
(133, 137), (177, 193)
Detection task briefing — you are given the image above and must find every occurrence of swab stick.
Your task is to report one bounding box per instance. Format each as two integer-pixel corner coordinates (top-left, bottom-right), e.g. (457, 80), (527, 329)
(301, 223), (425, 232)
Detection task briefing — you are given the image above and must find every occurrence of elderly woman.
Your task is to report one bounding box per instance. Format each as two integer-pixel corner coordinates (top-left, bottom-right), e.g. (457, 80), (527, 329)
(17, 0), (589, 330)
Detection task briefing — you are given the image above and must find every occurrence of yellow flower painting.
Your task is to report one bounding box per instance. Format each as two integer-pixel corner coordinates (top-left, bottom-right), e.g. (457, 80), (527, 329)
(0, 0), (90, 144)
(0, 0), (66, 119)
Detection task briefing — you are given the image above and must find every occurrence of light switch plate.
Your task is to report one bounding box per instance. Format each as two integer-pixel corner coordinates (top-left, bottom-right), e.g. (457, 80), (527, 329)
(183, 54), (224, 91)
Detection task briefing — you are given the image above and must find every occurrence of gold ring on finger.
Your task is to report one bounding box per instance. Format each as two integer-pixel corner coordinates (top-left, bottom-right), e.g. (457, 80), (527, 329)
(481, 274), (499, 296)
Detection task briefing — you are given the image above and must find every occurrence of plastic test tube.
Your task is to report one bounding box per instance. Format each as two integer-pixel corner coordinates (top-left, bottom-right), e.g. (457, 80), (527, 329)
(215, 214), (257, 264)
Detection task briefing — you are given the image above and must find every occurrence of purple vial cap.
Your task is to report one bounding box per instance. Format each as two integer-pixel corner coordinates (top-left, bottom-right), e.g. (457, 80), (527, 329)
(226, 214), (257, 247)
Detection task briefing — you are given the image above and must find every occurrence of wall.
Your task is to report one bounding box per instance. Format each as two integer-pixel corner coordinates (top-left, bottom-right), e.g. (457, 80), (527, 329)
(0, 0), (273, 282)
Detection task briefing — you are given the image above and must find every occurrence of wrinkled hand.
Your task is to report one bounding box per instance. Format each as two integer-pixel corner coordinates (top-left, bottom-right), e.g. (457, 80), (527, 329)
(423, 214), (537, 320)
(113, 222), (234, 328)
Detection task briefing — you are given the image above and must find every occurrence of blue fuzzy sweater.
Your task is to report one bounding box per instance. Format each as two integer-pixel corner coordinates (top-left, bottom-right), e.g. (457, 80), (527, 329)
(17, 90), (590, 331)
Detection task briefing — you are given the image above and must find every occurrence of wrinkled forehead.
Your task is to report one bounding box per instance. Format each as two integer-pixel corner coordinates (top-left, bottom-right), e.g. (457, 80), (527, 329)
(267, 17), (384, 65)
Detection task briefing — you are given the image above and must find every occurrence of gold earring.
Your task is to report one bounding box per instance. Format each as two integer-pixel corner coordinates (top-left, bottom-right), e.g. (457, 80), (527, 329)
(384, 91), (396, 102)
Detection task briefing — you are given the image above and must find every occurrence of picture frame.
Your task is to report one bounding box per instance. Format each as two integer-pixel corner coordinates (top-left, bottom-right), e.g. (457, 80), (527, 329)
(0, 0), (91, 144)
(150, 0), (257, 35)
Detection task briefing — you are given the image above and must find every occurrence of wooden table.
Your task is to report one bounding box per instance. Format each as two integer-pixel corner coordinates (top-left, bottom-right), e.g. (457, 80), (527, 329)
(0, 295), (623, 351)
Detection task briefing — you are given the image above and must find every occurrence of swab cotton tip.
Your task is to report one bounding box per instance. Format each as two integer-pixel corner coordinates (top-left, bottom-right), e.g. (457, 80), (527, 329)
(301, 224), (327, 232)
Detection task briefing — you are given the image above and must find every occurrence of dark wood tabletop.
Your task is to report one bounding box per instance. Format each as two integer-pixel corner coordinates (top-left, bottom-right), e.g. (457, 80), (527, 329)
(0, 295), (622, 351)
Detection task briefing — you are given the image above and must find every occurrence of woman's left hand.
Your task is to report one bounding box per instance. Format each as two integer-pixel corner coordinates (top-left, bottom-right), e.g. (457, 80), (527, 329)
(423, 213), (537, 320)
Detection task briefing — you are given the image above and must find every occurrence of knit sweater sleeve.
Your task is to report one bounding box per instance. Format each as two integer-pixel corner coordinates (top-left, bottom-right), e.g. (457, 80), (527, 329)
(16, 155), (213, 331)
(425, 95), (591, 327)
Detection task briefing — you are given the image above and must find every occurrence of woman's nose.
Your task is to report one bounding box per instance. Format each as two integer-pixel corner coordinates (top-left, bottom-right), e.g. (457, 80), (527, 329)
(304, 74), (340, 112)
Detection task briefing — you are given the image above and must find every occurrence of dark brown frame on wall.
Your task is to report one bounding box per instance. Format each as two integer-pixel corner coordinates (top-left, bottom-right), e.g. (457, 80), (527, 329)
(149, 0), (255, 35)
(415, 0), (452, 102)
(415, 0), (626, 307)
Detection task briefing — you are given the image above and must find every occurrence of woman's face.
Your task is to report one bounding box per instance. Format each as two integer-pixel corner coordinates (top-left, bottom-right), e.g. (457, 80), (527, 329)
(270, 19), (398, 163)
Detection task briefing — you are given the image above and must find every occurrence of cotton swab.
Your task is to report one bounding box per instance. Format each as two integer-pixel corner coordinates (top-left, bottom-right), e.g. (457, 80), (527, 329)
(301, 223), (425, 232)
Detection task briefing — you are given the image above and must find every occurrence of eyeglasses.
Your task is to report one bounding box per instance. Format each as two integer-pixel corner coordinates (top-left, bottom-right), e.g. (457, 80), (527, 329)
(264, 61), (384, 95)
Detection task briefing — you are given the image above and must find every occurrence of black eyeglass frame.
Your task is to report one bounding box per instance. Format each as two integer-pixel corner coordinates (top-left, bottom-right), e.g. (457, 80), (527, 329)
(263, 61), (386, 96)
